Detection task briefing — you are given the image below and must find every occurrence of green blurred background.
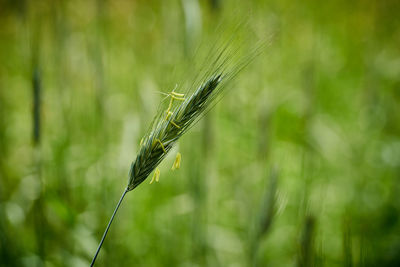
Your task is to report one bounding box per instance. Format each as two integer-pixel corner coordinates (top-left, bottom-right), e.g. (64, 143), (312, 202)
(1, 0), (400, 266)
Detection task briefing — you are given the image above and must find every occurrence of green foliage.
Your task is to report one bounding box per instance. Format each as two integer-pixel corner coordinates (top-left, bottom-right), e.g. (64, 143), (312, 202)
(1, 0), (400, 266)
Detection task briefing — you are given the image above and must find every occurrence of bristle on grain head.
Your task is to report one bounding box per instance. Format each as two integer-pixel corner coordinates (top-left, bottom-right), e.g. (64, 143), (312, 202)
(91, 25), (264, 267)
(127, 28), (263, 191)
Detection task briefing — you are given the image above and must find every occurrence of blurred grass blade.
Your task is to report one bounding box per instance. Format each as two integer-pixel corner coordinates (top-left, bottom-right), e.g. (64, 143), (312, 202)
(248, 167), (278, 266)
(297, 215), (316, 267)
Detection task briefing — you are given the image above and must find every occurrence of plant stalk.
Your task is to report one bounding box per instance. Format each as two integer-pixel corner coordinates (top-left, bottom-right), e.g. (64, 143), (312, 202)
(90, 187), (129, 266)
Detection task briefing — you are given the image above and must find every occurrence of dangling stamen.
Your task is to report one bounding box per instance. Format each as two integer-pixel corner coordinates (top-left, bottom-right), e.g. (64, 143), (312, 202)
(171, 152), (181, 170)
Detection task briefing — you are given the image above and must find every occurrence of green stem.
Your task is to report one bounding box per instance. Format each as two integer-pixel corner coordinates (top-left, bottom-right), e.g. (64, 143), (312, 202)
(90, 187), (128, 266)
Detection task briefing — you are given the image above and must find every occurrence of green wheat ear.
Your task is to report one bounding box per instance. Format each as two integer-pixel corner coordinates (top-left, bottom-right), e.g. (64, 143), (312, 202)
(90, 37), (261, 265)
(90, 74), (224, 267)
(127, 74), (222, 191)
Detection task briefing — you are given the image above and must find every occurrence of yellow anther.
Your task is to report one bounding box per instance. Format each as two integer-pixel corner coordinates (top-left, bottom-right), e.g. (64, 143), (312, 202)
(171, 92), (185, 97)
(150, 168), (160, 184)
(167, 91), (185, 110)
(170, 120), (181, 129)
(155, 168), (160, 182)
(165, 111), (173, 120)
(171, 152), (181, 170)
(165, 90), (185, 120)
(155, 139), (166, 153)
(139, 138), (144, 146)
(165, 90), (185, 121)
(171, 95), (185, 101)
(167, 98), (173, 113)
